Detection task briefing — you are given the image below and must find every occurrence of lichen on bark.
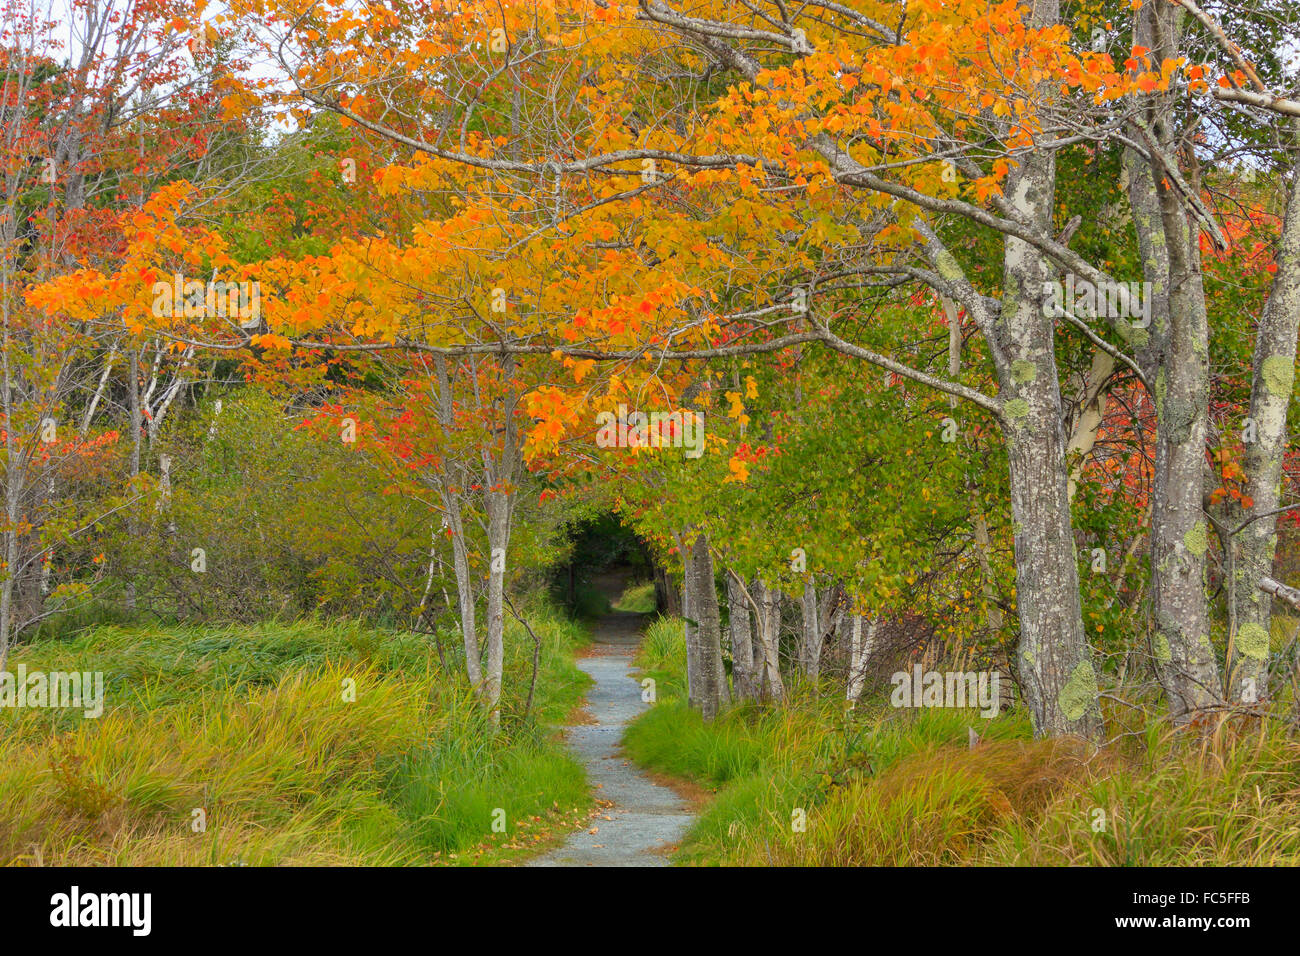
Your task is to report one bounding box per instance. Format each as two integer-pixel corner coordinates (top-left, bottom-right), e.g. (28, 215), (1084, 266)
(1004, 397), (1030, 422)
(1262, 355), (1293, 398)
(1057, 660), (1099, 722)
(1183, 521), (1208, 557)
(1010, 359), (1037, 384)
(1236, 622), (1270, 661)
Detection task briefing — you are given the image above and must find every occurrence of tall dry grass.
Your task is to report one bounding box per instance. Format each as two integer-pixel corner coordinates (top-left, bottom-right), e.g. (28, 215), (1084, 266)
(0, 609), (592, 865)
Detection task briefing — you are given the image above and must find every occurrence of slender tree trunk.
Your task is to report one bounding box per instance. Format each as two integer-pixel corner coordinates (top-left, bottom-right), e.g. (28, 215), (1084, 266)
(415, 525), (440, 631)
(818, 584), (839, 646)
(80, 342), (116, 435)
(754, 578), (785, 702)
(479, 358), (521, 729)
(431, 354), (485, 693)
(441, 490), (482, 689)
(0, 290), (19, 672)
(654, 559), (681, 615)
(1121, 2), (1223, 723)
(1150, 155), (1223, 720)
(996, 133), (1104, 741)
(125, 346), (140, 613)
(800, 578), (823, 679)
(483, 489), (510, 727)
(846, 612), (876, 706)
(38, 477), (53, 597)
(1229, 147), (1300, 703)
(727, 571), (756, 700)
(683, 531), (727, 718)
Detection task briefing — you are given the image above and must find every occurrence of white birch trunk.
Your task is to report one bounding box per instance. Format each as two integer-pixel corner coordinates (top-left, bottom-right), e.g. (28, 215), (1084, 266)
(846, 613), (877, 706)
(754, 579), (785, 702)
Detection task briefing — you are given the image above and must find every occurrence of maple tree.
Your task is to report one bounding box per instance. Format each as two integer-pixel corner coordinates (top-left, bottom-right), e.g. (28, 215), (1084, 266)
(203, 0), (1150, 737)
(0, 0), (234, 664)
(18, 0), (1300, 742)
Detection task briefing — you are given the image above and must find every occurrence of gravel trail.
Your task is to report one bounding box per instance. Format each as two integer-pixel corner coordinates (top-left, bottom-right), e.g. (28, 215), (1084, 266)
(528, 577), (693, 867)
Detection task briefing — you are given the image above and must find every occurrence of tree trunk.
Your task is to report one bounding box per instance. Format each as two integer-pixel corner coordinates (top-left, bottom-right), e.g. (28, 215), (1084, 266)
(818, 583), (840, 647)
(441, 490), (482, 690)
(654, 560), (680, 615)
(479, 356), (521, 729)
(125, 346), (140, 613)
(800, 578), (823, 679)
(997, 141), (1104, 741)
(432, 354), (486, 696)
(846, 612), (876, 706)
(727, 571), (757, 700)
(0, 296), (18, 672)
(1229, 149), (1300, 703)
(483, 490), (510, 727)
(1123, 1), (1223, 723)
(1151, 169), (1223, 719)
(754, 578), (785, 702)
(683, 531), (727, 718)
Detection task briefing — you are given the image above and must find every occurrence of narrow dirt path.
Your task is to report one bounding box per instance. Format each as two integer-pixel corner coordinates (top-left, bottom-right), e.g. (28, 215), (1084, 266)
(528, 573), (694, 867)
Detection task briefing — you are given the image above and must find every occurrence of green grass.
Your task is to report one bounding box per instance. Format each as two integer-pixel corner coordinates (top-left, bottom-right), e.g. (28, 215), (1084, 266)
(635, 616), (688, 681)
(0, 604), (593, 865)
(1272, 613), (1300, 652)
(624, 616), (1300, 866)
(612, 581), (657, 614)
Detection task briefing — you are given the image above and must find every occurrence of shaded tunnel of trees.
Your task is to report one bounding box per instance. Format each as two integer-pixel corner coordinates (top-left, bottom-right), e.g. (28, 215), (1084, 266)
(551, 514), (676, 617)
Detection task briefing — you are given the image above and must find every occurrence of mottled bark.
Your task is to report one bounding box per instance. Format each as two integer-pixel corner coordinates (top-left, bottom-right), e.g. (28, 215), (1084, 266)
(995, 128), (1104, 741)
(727, 571), (757, 700)
(1122, 7), (1224, 719)
(1149, 157), (1222, 719)
(441, 490), (481, 689)
(482, 488), (510, 727)
(1230, 149), (1300, 702)
(479, 356), (521, 728)
(124, 346), (140, 614)
(754, 578), (785, 702)
(654, 560), (681, 615)
(683, 531), (727, 718)
(434, 354), (482, 692)
(799, 578), (823, 679)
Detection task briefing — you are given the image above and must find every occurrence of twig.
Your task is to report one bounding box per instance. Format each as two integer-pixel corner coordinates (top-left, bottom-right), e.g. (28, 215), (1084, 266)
(504, 592), (543, 720)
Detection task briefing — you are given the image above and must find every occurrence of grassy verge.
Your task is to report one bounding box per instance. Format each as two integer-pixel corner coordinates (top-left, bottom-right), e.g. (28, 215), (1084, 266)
(0, 604), (593, 866)
(612, 581), (657, 614)
(624, 617), (1300, 866)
